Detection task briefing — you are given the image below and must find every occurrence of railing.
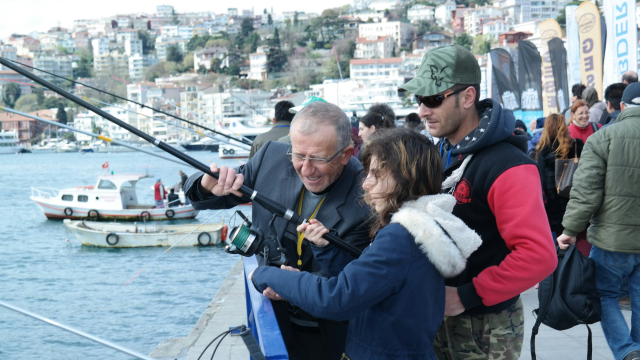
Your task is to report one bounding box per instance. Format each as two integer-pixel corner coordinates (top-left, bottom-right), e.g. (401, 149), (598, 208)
(31, 187), (59, 199)
(243, 256), (289, 360)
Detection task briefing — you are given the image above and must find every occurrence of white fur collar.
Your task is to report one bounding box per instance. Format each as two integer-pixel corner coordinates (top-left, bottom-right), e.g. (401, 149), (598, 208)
(390, 194), (482, 278)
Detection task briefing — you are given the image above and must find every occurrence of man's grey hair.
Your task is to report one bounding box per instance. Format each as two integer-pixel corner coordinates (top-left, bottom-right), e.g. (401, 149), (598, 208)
(291, 102), (352, 150)
(623, 102), (640, 108)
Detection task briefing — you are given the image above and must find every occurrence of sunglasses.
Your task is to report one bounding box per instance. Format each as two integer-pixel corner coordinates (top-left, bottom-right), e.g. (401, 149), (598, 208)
(415, 88), (466, 108)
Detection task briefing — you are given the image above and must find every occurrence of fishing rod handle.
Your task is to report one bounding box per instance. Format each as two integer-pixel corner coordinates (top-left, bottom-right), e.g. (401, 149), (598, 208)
(287, 212), (363, 258)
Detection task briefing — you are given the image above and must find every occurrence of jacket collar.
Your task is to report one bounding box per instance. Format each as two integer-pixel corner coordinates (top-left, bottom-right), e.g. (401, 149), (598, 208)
(616, 106), (640, 124)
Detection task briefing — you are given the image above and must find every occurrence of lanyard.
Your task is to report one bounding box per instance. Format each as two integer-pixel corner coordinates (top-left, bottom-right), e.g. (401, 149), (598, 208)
(274, 125), (290, 129)
(296, 189), (326, 267)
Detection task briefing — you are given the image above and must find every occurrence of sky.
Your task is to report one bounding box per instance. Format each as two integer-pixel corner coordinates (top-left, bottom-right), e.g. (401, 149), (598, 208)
(0, 0), (353, 40)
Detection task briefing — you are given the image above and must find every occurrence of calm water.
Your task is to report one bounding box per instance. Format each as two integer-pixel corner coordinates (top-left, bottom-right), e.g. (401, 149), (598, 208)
(0, 150), (248, 359)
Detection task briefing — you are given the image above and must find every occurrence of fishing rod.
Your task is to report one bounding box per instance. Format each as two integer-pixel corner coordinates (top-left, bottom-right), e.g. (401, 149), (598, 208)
(0, 105), (193, 168)
(82, 97), (251, 150)
(0, 300), (155, 360)
(5, 58), (253, 147)
(0, 56), (363, 261)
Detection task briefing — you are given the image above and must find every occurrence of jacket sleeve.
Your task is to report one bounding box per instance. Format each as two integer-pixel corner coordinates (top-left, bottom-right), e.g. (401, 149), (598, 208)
(184, 142), (271, 209)
(311, 243), (358, 278)
(458, 164), (558, 309)
(561, 135), (608, 236)
(251, 226), (413, 321)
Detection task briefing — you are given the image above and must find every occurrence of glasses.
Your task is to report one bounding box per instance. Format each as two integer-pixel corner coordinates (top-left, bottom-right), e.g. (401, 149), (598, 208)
(415, 88), (466, 108)
(287, 146), (346, 166)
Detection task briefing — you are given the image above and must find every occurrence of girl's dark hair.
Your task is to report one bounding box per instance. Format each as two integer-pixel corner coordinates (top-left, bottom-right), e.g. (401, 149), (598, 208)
(359, 112), (395, 130)
(361, 128), (443, 237)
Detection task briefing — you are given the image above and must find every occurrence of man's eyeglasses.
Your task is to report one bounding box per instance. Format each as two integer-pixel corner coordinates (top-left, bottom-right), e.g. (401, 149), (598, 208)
(415, 88), (466, 109)
(286, 146), (346, 166)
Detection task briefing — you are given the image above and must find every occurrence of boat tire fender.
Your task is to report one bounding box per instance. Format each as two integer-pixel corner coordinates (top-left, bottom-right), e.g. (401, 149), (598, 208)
(140, 211), (151, 221)
(166, 209), (175, 218)
(228, 148), (234, 154)
(106, 233), (119, 246)
(221, 225), (228, 242)
(198, 233), (211, 246)
(222, 149), (228, 154)
(64, 207), (73, 217)
(87, 209), (99, 220)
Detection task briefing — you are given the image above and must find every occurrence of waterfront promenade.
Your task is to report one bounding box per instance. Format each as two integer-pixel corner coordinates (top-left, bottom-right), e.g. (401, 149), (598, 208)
(151, 259), (630, 360)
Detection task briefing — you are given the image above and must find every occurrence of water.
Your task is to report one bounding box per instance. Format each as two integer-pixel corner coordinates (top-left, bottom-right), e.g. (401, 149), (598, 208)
(0, 150), (249, 359)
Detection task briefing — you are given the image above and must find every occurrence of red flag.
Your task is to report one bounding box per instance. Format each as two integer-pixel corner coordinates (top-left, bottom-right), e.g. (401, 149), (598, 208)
(102, 161), (109, 169)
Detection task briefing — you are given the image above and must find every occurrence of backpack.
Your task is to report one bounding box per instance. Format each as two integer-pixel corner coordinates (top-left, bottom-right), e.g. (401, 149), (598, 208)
(531, 245), (601, 360)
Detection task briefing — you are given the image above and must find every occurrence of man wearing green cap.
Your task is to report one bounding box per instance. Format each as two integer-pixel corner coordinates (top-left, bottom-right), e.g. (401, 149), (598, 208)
(401, 45), (557, 360)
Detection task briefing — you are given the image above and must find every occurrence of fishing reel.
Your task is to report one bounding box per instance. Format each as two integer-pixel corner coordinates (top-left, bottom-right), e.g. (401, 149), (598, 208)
(225, 211), (287, 267)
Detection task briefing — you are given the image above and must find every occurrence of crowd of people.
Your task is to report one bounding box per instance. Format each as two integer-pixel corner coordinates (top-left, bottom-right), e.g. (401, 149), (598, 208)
(183, 45), (640, 360)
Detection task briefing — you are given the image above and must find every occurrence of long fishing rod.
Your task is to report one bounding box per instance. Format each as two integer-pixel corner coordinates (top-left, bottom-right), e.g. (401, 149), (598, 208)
(0, 300), (155, 360)
(0, 57), (362, 258)
(83, 97), (251, 150)
(0, 105), (193, 168)
(5, 58), (252, 146)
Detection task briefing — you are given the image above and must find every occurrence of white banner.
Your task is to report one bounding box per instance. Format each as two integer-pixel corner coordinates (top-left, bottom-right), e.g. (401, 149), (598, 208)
(603, 0), (637, 89)
(566, 5), (582, 87)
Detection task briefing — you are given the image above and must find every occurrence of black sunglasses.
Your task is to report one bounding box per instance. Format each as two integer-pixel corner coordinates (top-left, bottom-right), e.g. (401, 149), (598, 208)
(415, 88), (466, 108)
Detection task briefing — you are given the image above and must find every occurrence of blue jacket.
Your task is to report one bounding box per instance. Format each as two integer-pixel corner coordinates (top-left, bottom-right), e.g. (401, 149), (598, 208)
(252, 195), (482, 360)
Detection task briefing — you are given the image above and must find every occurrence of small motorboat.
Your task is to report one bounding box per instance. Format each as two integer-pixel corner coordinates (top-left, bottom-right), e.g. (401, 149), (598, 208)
(64, 219), (228, 247)
(31, 174), (199, 221)
(219, 145), (249, 159)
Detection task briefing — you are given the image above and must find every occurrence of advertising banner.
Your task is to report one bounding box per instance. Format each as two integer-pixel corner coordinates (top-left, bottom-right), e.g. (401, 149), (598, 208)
(575, 1), (604, 99)
(566, 5), (582, 86)
(603, 0), (637, 89)
(548, 38), (571, 112)
(517, 40), (544, 126)
(489, 48), (520, 111)
(538, 19), (563, 115)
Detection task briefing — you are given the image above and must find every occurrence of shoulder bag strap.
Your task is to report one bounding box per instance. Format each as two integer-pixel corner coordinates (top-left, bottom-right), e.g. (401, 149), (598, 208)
(590, 122), (599, 133)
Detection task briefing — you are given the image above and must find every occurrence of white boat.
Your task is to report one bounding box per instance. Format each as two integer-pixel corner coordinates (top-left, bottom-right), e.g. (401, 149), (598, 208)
(31, 140), (60, 153)
(30, 174), (199, 221)
(64, 219), (227, 247)
(55, 139), (79, 153)
(219, 145), (249, 159)
(0, 130), (24, 154)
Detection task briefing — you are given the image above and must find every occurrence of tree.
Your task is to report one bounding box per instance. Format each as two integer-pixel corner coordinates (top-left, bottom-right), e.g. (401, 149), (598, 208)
(2, 83), (21, 108)
(472, 34), (495, 55)
(166, 45), (183, 63)
(454, 33), (473, 51)
(270, 27), (281, 47)
(57, 103), (68, 125)
(35, 87), (45, 105)
(42, 96), (60, 109)
(241, 18), (254, 37)
(73, 50), (93, 79)
(267, 48), (287, 73)
(14, 94), (39, 112)
(138, 30), (155, 54)
(268, 14), (273, 26)
(246, 32), (261, 53)
(210, 58), (222, 71)
(225, 61), (241, 76)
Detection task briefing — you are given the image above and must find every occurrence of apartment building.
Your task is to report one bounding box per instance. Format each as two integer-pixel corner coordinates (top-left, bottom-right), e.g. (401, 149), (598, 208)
(354, 36), (396, 59)
(194, 47), (229, 71)
(464, 5), (504, 37)
(358, 21), (416, 48)
(407, 4), (435, 23)
(33, 56), (73, 82)
(350, 58), (403, 80)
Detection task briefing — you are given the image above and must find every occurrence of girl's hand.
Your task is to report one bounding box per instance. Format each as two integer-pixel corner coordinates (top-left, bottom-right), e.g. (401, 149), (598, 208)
(296, 219), (330, 247)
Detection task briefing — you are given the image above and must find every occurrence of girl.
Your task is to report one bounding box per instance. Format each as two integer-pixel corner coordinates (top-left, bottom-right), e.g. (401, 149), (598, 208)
(250, 129), (481, 360)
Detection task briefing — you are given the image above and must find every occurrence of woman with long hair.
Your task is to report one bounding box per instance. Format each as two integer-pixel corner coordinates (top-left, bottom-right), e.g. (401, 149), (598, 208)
(357, 112), (395, 142)
(534, 113), (584, 238)
(568, 99), (601, 143)
(250, 129), (481, 360)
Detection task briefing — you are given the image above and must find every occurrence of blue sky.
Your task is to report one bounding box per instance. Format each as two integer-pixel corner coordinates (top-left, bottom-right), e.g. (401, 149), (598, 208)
(0, 0), (352, 40)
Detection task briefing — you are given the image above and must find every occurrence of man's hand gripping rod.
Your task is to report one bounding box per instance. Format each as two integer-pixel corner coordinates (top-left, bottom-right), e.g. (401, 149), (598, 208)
(0, 56), (362, 258)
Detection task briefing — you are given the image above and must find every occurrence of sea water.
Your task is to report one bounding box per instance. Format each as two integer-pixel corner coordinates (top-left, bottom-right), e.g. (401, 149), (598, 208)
(0, 150), (248, 359)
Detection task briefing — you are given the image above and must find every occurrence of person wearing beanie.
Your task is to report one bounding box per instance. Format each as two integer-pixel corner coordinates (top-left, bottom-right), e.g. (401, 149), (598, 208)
(582, 87), (607, 124)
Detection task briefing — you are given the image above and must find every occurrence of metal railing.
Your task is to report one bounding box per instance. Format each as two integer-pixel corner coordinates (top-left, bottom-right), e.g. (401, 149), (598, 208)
(31, 187), (59, 199)
(243, 256), (289, 360)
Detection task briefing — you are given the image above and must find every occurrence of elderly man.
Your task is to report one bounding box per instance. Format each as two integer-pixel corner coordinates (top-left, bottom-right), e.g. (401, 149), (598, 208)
(184, 101), (371, 360)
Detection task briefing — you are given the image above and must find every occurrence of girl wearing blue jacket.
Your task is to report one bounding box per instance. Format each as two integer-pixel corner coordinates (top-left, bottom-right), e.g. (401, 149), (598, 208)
(250, 129), (482, 360)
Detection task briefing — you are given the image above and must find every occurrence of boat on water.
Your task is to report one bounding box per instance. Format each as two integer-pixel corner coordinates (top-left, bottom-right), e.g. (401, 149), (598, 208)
(64, 219), (227, 247)
(0, 130), (25, 154)
(31, 140), (59, 153)
(31, 174), (199, 221)
(219, 145), (249, 159)
(182, 137), (220, 152)
(55, 140), (79, 153)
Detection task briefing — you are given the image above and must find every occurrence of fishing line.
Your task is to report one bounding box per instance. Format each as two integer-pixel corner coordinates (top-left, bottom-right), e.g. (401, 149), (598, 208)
(4, 58), (252, 146)
(122, 209), (224, 287)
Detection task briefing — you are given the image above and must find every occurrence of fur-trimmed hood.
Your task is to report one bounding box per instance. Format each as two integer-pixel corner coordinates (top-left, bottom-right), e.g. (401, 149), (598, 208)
(391, 194), (482, 278)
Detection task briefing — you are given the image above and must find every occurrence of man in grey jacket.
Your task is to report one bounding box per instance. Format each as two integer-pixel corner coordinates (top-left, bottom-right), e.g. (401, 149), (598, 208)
(184, 101), (371, 360)
(248, 100), (295, 159)
(558, 83), (640, 360)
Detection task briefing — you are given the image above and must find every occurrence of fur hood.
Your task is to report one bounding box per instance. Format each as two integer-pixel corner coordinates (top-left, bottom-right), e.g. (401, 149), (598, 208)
(391, 194), (482, 278)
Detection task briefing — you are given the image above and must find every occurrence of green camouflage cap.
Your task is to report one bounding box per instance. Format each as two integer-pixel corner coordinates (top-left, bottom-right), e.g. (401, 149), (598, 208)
(399, 45), (481, 97)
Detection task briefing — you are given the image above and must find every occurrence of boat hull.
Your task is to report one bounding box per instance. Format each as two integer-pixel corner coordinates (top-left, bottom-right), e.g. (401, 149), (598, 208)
(32, 199), (198, 221)
(183, 144), (219, 152)
(64, 220), (224, 247)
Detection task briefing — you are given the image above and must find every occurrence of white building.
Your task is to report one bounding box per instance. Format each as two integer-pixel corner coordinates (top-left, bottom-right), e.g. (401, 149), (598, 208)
(194, 47), (229, 71)
(161, 25), (194, 40)
(435, 0), (457, 26)
(350, 11), (385, 22)
(354, 36), (396, 59)
(91, 38), (110, 57)
(368, 0), (403, 12)
(33, 56), (73, 82)
(129, 54), (159, 80)
(482, 18), (509, 41)
(94, 51), (128, 75)
(157, 5), (175, 17)
(155, 36), (187, 60)
(358, 21), (416, 48)
(74, 107), (129, 141)
(350, 58), (403, 81)
(0, 45), (17, 62)
(529, 0), (559, 20)
(124, 39), (143, 56)
(408, 4), (435, 23)
(464, 5), (504, 37)
(116, 30), (139, 43)
(494, 0), (531, 25)
(249, 47), (269, 81)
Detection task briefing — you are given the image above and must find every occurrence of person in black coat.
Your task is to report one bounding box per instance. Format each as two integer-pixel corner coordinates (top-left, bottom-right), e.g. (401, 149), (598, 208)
(532, 113), (584, 236)
(167, 188), (181, 207)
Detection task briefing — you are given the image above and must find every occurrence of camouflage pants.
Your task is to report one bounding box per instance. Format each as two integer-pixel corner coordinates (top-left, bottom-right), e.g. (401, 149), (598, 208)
(434, 298), (524, 360)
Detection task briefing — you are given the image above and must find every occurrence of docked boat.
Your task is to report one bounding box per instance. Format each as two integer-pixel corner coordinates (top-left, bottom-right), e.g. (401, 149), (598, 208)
(31, 140), (59, 153)
(55, 140), (79, 153)
(30, 174), (199, 221)
(219, 145), (249, 159)
(64, 219), (227, 247)
(182, 137), (220, 152)
(0, 130), (24, 154)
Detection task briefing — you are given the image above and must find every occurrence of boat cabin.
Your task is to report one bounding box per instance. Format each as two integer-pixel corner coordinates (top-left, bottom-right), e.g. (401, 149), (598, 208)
(52, 174), (153, 210)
